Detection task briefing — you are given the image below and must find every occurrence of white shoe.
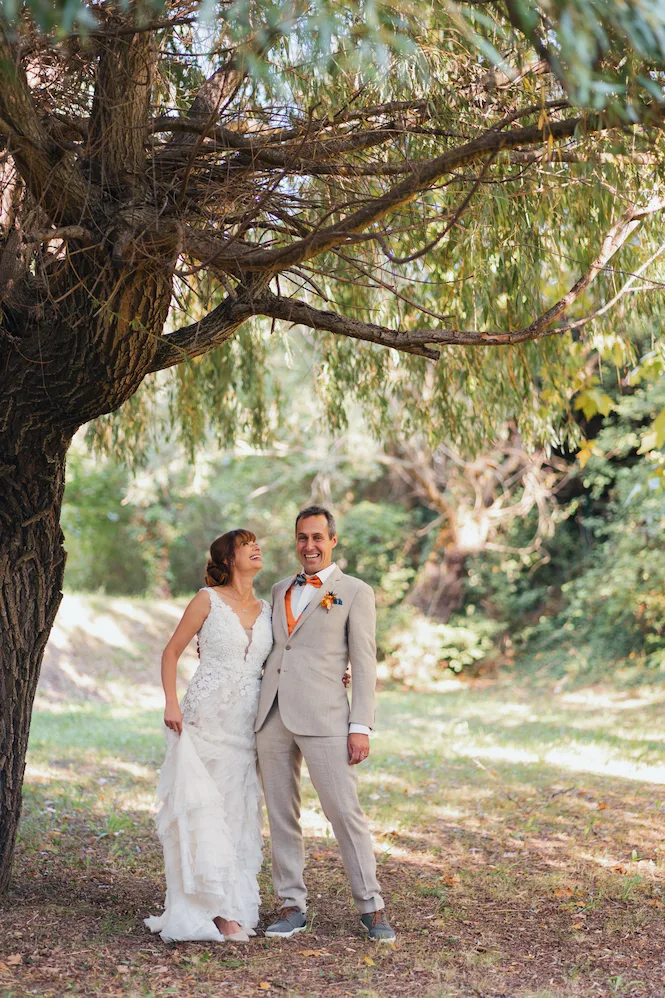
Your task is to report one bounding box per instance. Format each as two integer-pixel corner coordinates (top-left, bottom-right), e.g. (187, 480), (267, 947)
(225, 930), (251, 942)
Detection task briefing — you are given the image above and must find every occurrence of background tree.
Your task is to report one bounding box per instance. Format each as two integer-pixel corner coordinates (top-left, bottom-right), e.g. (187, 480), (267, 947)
(3, 0), (665, 891)
(389, 433), (569, 621)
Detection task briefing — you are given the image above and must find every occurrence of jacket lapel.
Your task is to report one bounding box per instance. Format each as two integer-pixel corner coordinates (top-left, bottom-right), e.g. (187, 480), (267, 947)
(289, 566), (343, 639)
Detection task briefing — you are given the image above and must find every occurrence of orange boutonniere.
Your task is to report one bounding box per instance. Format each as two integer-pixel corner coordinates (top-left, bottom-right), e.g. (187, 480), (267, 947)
(320, 590), (343, 612)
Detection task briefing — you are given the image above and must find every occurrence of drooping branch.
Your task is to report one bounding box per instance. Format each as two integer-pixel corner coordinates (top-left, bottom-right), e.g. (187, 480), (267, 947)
(244, 196), (665, 354)
(183, 111), (628, 276)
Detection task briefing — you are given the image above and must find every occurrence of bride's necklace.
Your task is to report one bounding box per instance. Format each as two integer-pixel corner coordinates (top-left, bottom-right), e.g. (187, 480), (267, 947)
(226, 585), (257, 614)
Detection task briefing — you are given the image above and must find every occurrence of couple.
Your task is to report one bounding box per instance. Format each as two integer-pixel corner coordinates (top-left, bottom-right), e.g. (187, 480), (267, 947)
(144, 506), (396, 945)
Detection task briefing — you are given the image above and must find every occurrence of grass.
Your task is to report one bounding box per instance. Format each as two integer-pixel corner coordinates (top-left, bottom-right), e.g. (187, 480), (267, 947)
(2, 597), (665, 997)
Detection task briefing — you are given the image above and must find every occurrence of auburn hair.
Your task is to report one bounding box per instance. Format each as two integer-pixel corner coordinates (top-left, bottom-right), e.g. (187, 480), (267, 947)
(205, 529), (256, 587)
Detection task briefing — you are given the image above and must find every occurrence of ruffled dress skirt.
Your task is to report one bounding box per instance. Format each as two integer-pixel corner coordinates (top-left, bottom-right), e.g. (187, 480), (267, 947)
(144, 686), (264, 942)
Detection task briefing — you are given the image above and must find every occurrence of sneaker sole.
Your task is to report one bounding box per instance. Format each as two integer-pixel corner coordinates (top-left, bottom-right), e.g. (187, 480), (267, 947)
(264, 925), (307, 939)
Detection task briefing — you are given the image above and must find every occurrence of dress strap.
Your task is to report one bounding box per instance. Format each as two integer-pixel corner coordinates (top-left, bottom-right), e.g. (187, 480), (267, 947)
(200, 586), (225, 611)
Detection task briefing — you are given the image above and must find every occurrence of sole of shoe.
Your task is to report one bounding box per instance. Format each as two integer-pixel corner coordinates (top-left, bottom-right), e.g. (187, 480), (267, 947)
(264, 925), (307, 939)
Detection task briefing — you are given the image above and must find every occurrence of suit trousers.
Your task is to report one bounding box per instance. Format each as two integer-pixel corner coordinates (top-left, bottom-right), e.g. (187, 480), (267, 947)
(256, 697), (384, 915)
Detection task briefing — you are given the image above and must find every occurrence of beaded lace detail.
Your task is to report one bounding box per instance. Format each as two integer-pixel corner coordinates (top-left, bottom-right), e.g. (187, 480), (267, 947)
(181, 588), (272, 722)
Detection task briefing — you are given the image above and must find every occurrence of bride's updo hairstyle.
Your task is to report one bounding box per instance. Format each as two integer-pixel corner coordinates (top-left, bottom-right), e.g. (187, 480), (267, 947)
(205, 529), (257, 587)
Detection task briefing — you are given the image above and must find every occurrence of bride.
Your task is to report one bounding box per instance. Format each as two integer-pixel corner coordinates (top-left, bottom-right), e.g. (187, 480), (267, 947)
(144, 528), (273, 943)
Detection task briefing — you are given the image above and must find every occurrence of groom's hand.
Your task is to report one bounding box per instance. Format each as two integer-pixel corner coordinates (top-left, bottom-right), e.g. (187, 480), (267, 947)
(348, 733), (370, 765)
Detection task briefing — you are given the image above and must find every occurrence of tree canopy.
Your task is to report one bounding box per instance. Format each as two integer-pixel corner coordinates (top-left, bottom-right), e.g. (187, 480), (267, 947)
(4, 0), (665, 461)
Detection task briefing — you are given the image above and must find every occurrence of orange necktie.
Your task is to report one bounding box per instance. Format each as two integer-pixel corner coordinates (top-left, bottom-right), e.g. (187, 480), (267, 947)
(285, 575), (323, 635)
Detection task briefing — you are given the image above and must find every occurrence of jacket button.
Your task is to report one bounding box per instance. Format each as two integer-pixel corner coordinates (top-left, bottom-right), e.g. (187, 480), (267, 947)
(285, 644), (291, 650)
(277, 668), (281, 674)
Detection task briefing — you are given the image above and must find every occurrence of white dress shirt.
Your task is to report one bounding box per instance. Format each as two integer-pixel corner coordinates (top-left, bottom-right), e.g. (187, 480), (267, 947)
(292, 562), (371, 736)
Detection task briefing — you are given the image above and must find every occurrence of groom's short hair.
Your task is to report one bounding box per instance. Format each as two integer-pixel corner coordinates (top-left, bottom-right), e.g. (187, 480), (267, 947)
(295, 505), (337, 539)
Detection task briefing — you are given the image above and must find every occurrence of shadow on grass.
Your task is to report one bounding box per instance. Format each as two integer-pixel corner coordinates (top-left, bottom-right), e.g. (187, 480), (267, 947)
(1, 691), (664, 997)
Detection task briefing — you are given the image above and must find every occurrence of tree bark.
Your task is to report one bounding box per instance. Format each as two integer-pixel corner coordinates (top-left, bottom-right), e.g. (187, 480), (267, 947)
(0, 253), (175, 890)
(0, 427), (70, 893)
(408, 542), (468, 623)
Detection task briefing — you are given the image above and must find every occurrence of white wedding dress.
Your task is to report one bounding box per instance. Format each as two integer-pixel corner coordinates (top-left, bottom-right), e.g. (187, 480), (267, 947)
(145, 588), (273, 942)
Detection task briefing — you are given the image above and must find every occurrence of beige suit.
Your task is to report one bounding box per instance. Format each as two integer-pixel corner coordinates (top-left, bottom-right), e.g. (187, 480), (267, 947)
(255, 567), (384, 914)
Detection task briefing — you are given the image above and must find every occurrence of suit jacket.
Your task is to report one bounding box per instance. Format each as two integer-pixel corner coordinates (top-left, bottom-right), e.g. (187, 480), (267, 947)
(254, 566), (377, 736)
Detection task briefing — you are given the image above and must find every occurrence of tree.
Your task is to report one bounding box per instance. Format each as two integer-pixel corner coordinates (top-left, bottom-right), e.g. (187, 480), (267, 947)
(387, 433), (569, 620)
(2, 0), (665, 891)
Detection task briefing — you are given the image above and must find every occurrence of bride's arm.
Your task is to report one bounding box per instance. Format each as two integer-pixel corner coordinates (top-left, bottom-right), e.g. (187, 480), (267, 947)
(161, 591), (210, 734)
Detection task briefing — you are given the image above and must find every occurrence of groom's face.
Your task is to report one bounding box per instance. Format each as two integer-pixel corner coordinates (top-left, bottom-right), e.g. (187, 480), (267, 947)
(296, 515), (338, 575)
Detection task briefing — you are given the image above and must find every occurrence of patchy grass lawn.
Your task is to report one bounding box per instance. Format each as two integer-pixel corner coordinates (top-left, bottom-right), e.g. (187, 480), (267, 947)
(2, 672), (665, 997)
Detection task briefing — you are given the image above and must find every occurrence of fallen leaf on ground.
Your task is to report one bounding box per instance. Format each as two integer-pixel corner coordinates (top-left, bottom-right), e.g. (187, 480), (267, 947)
(298, 950), (326, 957)
(6, 955), (22, 967)
(258, 982), (271, 991)
(116, 965), (129, 974)
(363, 955), (376, 966)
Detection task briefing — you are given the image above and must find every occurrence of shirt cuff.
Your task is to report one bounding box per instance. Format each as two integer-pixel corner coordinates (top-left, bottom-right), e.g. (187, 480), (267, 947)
(349, 723), (371, 735)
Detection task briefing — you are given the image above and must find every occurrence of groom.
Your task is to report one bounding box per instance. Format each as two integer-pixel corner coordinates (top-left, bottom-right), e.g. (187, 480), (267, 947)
(255, 506), (396, 942)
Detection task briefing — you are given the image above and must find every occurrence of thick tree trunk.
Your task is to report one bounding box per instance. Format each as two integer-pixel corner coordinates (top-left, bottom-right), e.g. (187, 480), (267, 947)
(408, 544), (468, 622)
(0, 427), (70, 892)
(0, 255), (175, 892)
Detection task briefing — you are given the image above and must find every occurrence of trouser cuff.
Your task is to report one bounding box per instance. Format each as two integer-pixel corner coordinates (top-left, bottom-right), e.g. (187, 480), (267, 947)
(356, 898), (385, 914)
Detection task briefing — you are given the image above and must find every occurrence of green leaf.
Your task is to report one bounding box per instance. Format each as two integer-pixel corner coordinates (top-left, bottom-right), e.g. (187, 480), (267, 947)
(639, 406), (665, 453)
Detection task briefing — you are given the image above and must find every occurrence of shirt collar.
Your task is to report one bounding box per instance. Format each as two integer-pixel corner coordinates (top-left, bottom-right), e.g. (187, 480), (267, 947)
(305, 562), (337, 584)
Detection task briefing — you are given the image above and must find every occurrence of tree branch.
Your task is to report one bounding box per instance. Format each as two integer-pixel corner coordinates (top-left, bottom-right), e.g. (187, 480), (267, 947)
(189, 112), (627, 276)
(21, 225), (96, 245)
(0, 26), (93, 223)
(252, 292), (442, 358)
(88, 29), (156, 189)
(75, 16), (197, 38)
(250, 197), (665, 353)
(148, 294), (257, 373)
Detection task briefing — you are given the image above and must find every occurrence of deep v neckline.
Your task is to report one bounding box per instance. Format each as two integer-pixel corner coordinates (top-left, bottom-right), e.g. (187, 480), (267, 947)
(207, 588), (266, 647)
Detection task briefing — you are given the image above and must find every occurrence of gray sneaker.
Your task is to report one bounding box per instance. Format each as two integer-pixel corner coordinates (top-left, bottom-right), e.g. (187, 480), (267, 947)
(360, 910), (397, 942)
(265, 906), (307, 938)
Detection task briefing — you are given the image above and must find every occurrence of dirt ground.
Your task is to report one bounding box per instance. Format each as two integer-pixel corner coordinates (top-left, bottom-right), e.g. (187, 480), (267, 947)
(1, 595), (664, 998)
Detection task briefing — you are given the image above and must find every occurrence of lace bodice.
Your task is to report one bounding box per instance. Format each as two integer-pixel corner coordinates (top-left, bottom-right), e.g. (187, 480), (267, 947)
(181, 588), (273, 721)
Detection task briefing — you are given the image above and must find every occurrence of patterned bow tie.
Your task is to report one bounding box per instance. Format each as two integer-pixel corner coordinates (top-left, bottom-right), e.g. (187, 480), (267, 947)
(294, 572), (323, 587)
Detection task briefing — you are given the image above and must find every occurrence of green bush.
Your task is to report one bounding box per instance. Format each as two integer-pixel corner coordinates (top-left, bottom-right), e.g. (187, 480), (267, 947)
(379, 605), (503, 686)
(61, 452), (149, 594)
(339, 501), (415, 604)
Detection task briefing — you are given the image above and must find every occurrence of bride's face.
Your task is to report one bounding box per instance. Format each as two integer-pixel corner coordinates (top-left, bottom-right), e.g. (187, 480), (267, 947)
(234, 538), (263, 575)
